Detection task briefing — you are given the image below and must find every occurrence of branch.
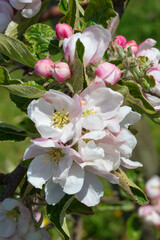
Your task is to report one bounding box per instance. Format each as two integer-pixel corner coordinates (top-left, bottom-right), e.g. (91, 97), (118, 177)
(0, 162), (27, 201)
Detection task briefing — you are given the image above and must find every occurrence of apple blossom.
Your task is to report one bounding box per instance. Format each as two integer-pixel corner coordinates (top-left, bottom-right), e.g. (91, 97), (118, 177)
(124, 40), (139, 55)
(63, 25), (111, 66)
(55, 23), (73, 40)
(51, 62), (72, 82)
(0, 0), (14, 33)
(113, 35), (127, 47)
(95, 62), (121, 85)
(35, 58), (54, 78)
(10, 0), (41, 18)
(145, 175), (160, 200)
(136, 38), (160, 66)
(23, 138), (103, 207)
(0, 198), (51, 239)
(138, 205), (160, 228)
(27, 89), (82, 143)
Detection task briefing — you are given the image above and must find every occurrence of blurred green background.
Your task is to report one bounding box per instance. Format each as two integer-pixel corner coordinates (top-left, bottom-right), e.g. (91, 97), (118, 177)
(1, 0), (160, 239)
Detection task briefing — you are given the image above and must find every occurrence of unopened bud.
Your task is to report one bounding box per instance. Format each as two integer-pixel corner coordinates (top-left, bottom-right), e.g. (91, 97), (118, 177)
(55, 23), (73, 40)
(35, 58), (54, 78)
(124, 40), (139, 55)
(51, 62), (72, 82)
(95, 62), (121, 85)
(113, 35), (127, 47)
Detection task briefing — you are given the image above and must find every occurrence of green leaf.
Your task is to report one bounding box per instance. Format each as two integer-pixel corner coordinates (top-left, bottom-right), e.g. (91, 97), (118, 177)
(83, 0), (116, 28)
(47, 195), (74, 240)
(112, 168), (149, 205)
(49, 39), (64, 62)
(127, 213), (142, 240)
(24, 24), (56, 56)
(10, 94), (32, 113)
(58, 0), (69, 14)
(60, 0), (76, 28)
(0, 122), (27, 141)
(0, 84), (45, 98)
(111, 80), (156, 114)
(0, 34), (37, 67)
(67, 198), (94, 215)
(5, 21), (19, 39)
(0, 66), (10, 84)
(67, 39), (85, 94)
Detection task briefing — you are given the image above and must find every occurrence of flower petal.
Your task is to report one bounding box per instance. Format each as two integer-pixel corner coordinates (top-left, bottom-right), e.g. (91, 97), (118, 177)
(27, 155), (54, 189)
(21, 0), (41, 18)
(76, 172), (103, 206)
(121, 157), (143, 169)
(45, 180), (65, 205)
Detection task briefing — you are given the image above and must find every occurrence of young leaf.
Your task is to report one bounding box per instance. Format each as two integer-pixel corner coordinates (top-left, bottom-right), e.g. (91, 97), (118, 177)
(5, 21), (19, 39)
(111, 80), (156, 114)
(0, 34), (37, 68)
(67, 198), (94, 215)
(58, 0), (69, 14)
(0, 66), (10, 84)
(84, 0), (116, 28)
(47, 195), (74, 240)
(0, 122), (27, 141)
(24, 24), (56, 55)
(0, 84), (45, 98)
(112, 168), (149, 205)
(67, 39), (85, 94)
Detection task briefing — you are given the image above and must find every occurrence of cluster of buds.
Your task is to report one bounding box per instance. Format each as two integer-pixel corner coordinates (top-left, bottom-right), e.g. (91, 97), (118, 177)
(113, 35), (139, 55)
(138, 176), (160, 228)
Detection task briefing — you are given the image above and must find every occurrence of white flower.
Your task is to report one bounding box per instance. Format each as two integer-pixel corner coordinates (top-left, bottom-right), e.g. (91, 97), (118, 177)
(63, 25), (111, 66)
(23, 138), (103, 207)
(0, 198), (50, 239)
(10, 0), (41, 18)
(27, 90), (81, 143)
(138, 205), (160, 228)
(145, 175), (160, 200)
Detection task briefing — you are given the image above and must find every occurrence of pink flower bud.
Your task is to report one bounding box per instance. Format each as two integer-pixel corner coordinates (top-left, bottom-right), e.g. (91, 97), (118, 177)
(138, 205), (160, 228)
(35, 58), (54, 78)
(95, 62), (121, 85)
(124, 40), (139, 55)
(51, 62), (72, 82)
(113, 35), (127, 47)
(145, 175), (160, 199)
(55, 23), (73, 40)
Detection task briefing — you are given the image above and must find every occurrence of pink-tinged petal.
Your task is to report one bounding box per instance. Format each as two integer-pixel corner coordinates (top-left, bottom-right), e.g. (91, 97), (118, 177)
(63, 162), (84, 194)
(76, 172), (104, 206)
(53, 156), (73, 187)
(56, 23), (73, 40)
(81, 130), (107, 141)
(144, 93), (160, 110)
(27, 98), (53, 128)
(121, 157), (143, 169)
(145, 175), (160, 199)
(82, 114), (104, 131)
(31, 138), (60, 148)
(23, 143), (48, 160)
(21, 0), (41, 18)
(137, 47), (160, 66)
(44, 89), (74, 113)
(138, 38), (157, 51)
(87, 87), (123, 119)
(45, 180), (65, 205)
(105, 119), (120, 133)
(0, 217), (16, 238)
(113, 35), (127, 47)
(116, 129), (137, 158)
(10, 0), (26, 9)
(27, 155), (54, 189)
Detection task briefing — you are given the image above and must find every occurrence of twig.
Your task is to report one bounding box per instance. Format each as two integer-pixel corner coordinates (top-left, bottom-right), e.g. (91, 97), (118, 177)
(0, 162), (27, 201)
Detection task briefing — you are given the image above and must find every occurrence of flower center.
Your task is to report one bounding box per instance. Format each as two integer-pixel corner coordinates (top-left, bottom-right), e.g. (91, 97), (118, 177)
(6, 207), (20, 220)
(45, 148), (65, 165)
(52, 108), (69, 128)
(82, 108), (97, 117)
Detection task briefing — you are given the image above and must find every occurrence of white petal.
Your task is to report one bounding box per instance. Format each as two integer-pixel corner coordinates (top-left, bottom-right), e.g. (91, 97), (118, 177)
(0, 217), (16, 238)
(21, 0), (41, 18)
(53, 156), (73, 187)
(63, 162), (84, 194)
(105, 119), (120, 133)
(81, 130), (107, 141)
(118, 107), (141, 128)
(9, 0), (26, 9)
(2, 198), (18, 211)
(82, 114), (104, 131)
(76, 172), (104, 206)
(31, 138), (58, 148)
(18, 206), (31, 236)
(121, 157), (143, 169)
(23, 143), (47, 160)
(45, 180), (65, 205)
(27, 155), (54, 189)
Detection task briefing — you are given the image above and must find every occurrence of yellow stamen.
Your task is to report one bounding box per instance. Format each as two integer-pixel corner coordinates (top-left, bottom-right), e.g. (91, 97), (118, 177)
(82, 108), (97, 117)
(52, 108), (69, 128)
